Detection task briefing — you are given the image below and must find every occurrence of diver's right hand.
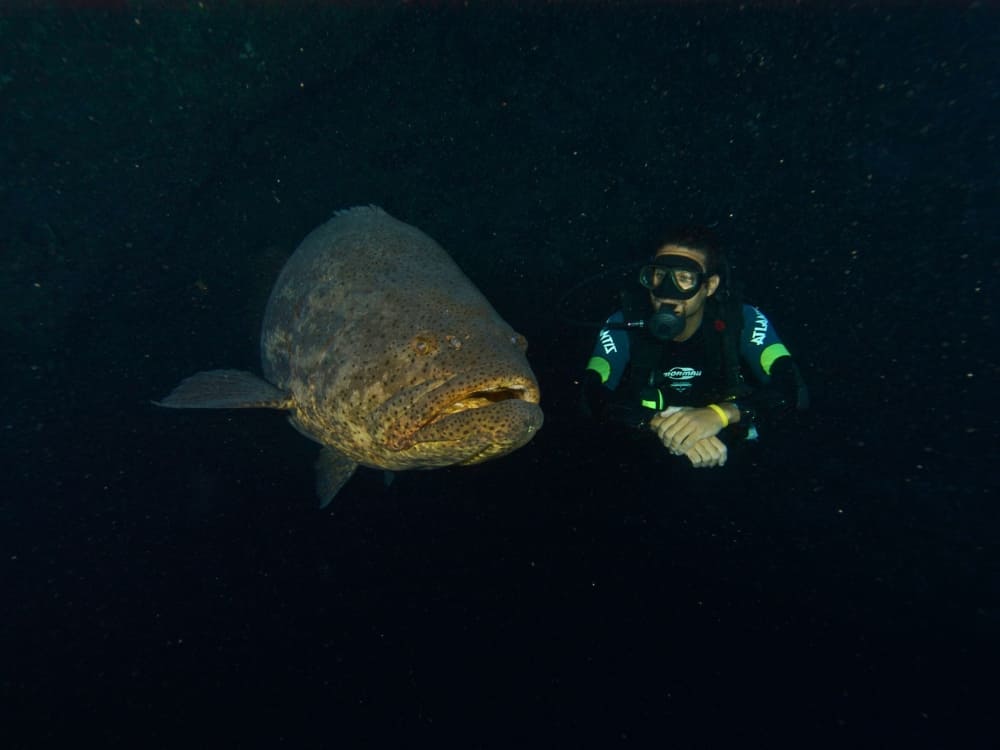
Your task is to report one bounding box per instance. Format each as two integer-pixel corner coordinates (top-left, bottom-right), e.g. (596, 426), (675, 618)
(683, 436), (728, 468)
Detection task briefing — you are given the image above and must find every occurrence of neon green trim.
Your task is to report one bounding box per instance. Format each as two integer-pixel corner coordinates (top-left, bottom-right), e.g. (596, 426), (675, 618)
(760, 344), (790, 376)
(586, 356), (611, 384)
(640, 389), (664, 411)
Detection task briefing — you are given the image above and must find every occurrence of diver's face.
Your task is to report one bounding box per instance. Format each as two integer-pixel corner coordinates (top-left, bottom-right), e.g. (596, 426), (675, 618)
(649, 244), (720, 338)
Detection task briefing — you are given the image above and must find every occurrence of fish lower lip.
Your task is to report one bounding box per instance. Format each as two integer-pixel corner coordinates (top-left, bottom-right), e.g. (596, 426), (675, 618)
(406, 395), (543, 453)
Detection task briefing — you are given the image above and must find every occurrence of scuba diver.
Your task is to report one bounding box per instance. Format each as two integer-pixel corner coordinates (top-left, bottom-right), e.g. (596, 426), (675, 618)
(580, 225), (808, 468)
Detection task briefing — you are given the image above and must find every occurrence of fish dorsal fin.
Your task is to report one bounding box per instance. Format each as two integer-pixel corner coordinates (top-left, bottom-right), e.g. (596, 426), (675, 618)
(331, 204), (385, 220)
(316, 446), (358, 508)
(155, 369), (291, 410)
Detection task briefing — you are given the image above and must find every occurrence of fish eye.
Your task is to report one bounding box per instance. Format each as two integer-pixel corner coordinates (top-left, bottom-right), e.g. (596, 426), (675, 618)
(511, 333), (527, 351)
(411, 335), (438, 355)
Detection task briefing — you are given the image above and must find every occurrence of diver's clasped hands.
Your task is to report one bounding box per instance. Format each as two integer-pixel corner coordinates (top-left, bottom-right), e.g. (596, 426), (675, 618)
(649, 406), (728, 468)
(649, 406), (725, 451)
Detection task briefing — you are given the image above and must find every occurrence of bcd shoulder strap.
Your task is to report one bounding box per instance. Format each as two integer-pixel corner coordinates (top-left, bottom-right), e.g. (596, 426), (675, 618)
(618, 287), (660, 384)
(703, 287), (750, 400)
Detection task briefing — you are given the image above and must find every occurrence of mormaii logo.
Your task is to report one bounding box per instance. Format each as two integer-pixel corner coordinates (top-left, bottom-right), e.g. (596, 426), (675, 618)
(664, 367), (701, 381)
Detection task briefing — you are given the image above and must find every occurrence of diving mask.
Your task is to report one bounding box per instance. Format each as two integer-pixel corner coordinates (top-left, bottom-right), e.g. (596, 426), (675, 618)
(638, 255), (706, 300)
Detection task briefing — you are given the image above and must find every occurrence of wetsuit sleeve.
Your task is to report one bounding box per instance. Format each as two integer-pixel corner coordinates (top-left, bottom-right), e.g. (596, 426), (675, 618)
(581, 312), (652, 428)
(735, 304), (808, 427)
(584, 311), (630, 390)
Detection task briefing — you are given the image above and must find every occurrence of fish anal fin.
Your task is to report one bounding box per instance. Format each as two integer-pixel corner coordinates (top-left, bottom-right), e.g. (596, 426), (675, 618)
(155, 369), (291, 410)
(316, 446), (358, 508)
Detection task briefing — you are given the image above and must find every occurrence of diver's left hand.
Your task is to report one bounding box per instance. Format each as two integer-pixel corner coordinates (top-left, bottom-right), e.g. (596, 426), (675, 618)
(649, 406), (727, 454)
(683, 436), (728, 468)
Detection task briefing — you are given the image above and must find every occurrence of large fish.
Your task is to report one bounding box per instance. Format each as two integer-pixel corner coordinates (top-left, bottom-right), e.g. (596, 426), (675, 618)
(158, 206), (543, 507)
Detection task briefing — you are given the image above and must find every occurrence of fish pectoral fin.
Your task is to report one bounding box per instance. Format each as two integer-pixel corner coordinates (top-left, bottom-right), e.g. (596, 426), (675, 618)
(155, 369), (291, 410)
(316, 446), (358, 508)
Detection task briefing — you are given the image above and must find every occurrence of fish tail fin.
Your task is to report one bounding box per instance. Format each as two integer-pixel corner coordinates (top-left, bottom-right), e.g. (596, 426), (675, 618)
(154, 369), (291, 410)
(316, 446), (358, 508)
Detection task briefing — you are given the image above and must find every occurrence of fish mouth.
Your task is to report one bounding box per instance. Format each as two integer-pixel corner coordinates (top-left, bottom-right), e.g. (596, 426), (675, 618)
(377, 374), (542, 455)
(429, 381), (540, 421)
(423, 374), (540, 421)
(399, 375), (543, 454)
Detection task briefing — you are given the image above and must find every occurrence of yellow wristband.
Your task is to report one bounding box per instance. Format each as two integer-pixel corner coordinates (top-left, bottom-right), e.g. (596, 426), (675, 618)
(706, 403), (729, 428)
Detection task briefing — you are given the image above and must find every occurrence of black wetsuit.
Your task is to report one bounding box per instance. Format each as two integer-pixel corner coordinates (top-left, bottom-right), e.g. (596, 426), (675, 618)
(582, 291), (806, 443)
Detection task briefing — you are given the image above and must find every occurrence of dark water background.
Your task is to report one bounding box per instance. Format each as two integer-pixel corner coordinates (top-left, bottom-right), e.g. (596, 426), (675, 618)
(1, 2), (997, 746)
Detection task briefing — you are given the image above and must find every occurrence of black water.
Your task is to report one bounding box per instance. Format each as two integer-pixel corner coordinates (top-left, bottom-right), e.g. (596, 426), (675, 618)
(2, 3), (997, 746)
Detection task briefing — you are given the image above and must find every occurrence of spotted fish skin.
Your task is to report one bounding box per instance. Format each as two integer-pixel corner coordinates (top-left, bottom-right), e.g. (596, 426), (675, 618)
(158, 206), (543, 506)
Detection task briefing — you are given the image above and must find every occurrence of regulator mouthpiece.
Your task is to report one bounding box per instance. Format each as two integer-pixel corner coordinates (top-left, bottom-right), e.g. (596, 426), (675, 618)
(647, 308), (685, 341)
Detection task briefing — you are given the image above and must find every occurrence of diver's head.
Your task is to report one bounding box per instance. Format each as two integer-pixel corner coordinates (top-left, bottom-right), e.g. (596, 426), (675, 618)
(639, 226), (725, 341)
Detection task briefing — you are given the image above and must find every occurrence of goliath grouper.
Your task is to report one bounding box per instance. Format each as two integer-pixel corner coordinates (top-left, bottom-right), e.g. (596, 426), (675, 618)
(158, 206), (543, 507)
